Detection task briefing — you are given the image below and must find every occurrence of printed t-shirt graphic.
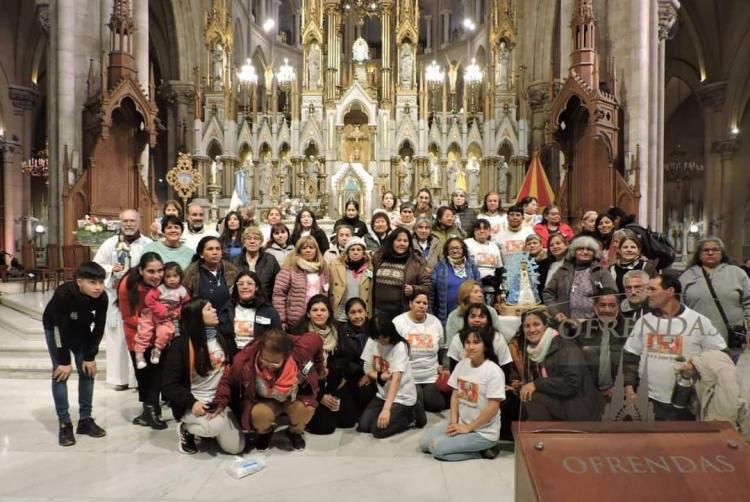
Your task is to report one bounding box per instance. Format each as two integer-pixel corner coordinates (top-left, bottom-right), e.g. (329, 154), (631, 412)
(373, 355), (389, 373)
(645, 333), (683, 359)
(457, 378), (479, 408)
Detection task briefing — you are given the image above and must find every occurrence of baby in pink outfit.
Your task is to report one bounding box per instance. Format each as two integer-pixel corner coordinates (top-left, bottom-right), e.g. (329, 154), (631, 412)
(135, 262), (190, 368)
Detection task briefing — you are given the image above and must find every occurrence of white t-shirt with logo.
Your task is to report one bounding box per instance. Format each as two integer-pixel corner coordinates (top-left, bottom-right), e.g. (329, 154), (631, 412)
(361, 339), (417, 406)
(623, 306), (726, 403)
(494, 225), (534, 258)
(392, 312), (445, 384)
(448, 358), (506, 441)
(448, 331), (513, 367)
(233, 305), (256, 349)
(477, 212), (507, 239)
(190, 337), (225, 403)
(465, 238), (503, 280)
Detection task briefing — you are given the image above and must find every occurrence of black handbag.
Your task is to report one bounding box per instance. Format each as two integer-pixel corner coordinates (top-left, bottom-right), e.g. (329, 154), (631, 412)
(701, 269), (747, 349)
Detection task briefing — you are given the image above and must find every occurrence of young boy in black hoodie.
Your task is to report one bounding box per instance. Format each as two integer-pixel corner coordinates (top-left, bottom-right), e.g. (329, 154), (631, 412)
(42, 261), (108, 446)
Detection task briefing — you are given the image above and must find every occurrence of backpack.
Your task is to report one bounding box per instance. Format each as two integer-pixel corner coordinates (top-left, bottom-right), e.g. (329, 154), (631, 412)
(624, 224), (675, 270)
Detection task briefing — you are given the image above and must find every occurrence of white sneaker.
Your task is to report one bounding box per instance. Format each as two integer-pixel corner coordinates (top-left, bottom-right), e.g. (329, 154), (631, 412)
(135, 353), (147, 370)
(150, 348), (161, 365)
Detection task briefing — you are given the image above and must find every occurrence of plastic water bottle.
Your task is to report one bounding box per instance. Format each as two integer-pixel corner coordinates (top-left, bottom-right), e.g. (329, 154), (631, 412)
(226, 455), (266, 479)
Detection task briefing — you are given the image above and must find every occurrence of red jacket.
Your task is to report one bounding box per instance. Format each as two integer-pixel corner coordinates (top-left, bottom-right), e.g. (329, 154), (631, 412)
(118, 279), (153, 351)
(533, 222), (575, 248)
(272, 265), (330, 328)
(213, 332), (325, 431)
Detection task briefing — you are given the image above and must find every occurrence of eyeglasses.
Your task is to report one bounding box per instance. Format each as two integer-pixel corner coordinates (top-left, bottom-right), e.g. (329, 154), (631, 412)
(700, 248), (721, 254)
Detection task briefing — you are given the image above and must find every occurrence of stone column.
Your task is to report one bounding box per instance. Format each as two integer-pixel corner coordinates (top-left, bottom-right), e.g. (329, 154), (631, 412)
(134, 0), (150, 185)
(713, 139), (740, 256)
(324, 1), (340, 107)
(697, 82), (727, 237)
(380, 1), (394, 108)
(655, 0), (679, 231)
(425, 15), (432, 53)
(526, 83), (549, 152)
(9, 86), (39, 241)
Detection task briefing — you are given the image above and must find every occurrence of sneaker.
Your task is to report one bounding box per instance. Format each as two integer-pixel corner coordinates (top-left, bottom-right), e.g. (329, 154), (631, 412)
(59, 422), (75, 447)
(135, 353), (147, 370)
(150, 348), (161, 365)
(255, 432), (273, 451)
(177, 423), (198, 454)
(113, 384), (129, 391)
(287, 430), (306, 451)
(76, 417), (106, 438)
(480, 444), (501, 459)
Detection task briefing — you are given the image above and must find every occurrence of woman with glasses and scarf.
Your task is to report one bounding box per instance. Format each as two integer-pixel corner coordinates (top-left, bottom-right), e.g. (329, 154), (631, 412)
(431, 237), (481, 326)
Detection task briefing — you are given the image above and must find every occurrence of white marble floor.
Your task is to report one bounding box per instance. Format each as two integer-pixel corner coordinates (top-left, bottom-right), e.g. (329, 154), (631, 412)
(0, 379), (516, 502)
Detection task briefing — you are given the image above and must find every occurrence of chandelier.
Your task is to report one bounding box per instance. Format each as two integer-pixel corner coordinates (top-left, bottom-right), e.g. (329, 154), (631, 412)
(425, 61), (445, 114)
(22, 143), (49, 178)
(238, 59), (258, 86)
(276, 58), (296, 90)
(665, 143), (704, 182)
(463, 58), (483, 86)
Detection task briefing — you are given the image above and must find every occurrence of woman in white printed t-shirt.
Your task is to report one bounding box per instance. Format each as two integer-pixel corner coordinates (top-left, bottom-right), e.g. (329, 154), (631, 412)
(357, 317), (418, 438)
(447, 303), (513, 372)
(420, 327), (505, 461)
(218, 271), (281, 352)
(393, 292), (448, 428)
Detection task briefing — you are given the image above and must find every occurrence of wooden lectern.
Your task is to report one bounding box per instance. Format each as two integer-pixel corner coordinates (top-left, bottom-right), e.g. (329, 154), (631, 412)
(515, 421), (750, 501)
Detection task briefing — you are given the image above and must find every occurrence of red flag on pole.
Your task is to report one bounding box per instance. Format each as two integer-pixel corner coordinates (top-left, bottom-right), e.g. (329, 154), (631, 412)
(515, 150), (555, 207)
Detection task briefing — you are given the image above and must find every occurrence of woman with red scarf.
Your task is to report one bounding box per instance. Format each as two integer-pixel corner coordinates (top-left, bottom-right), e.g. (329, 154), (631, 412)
(212, 329), (324, 452)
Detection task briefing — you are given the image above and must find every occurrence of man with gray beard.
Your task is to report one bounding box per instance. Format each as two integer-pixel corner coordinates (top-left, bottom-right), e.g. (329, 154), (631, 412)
(93, 209), (152, 390)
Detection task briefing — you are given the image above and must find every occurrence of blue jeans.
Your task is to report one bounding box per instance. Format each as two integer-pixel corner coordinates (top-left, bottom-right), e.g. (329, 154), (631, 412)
(44, 329), (95, 423)
(419, 420), (497, 461)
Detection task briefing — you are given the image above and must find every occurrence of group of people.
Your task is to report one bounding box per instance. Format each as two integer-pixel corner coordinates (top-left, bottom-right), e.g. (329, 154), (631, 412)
(42, 190), (749, 461)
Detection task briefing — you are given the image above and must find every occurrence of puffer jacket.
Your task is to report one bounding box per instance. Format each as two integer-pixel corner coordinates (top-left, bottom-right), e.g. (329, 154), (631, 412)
(212, 332), (325, 431)
(272, 265), (331, 328)
(451, 204), (478, 236)
(542, 261), (617, 317)
(533, 222), (575, 247)
(430, 258), (482, 325)
(231, 250), (280, 301)
(680, 263), (750, 340)
(329, 256), (373, 316)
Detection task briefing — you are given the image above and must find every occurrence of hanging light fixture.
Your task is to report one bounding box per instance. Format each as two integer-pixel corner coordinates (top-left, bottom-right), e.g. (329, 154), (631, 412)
(22, 143), (49, 179)
(238, 58), (259, 115)
(425, 60), (445, 115)
(276, 58), (296, 115)
(463, 58), (483, 116)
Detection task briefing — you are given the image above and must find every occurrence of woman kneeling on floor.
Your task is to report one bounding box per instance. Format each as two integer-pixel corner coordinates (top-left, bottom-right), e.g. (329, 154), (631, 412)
(162, 299), (245, 455)
(357, 317), (418, 438)
(420, 328), (505, 461)
(212, 329), (324, 451)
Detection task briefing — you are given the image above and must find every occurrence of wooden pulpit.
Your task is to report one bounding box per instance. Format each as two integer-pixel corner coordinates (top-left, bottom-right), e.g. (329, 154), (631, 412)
(514, 421), (750, 501)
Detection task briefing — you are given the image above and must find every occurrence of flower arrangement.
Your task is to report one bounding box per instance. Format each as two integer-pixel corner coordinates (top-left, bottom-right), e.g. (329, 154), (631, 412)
(75, 215), (117, 245)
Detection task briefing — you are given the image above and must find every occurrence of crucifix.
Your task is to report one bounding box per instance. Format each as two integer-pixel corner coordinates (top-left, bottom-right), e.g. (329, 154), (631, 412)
(346, 124), (366, 162)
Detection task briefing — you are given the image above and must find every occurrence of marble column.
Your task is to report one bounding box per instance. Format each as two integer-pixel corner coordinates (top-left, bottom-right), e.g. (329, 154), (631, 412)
(52, 0), (76, 247)
(425, 15), (432, 53)
(324, 1), (340, 106)
(655, 0), (679, 231)
(8, 86), (39, 248)
(713, 139), (740, 256)
(380, 1), (394, 108)
(696, 82), (727, 237)
(133, 0), (149, 185)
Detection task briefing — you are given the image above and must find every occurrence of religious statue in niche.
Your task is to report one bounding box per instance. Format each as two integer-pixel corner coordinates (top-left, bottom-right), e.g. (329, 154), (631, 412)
(352, 37), (370, 62)
(400, 155), (413, 197)
(429, 159), (442, 187)
(446, 59), (459, 95)
(211, 44), (223, 91)
(306, 155), (320, 180)
(447, 160), (458, 196)
(307, 42), (321, 89)
(467, 157), (480, 199)
(498, 156), (510, 198)
(243, 156), (255, 200)
(259, 158), (274, 199)
(498, 41), (510, 90)
(280, 158), (293, 195)
(399, 43), (413, 88)
(263, 63), (274, 94)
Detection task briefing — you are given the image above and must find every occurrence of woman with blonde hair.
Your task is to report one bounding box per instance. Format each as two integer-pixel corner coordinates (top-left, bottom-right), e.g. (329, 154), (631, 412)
(232, 226), (280, 300)
(272, 235), (330, 329)
(444, 280), (503, 350)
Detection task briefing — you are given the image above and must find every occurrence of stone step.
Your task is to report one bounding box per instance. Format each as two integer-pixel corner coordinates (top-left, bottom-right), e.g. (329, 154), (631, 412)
(0, 305), (45, 338)
(0, 351), (107, 380)
(0, 291), (49, 320)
